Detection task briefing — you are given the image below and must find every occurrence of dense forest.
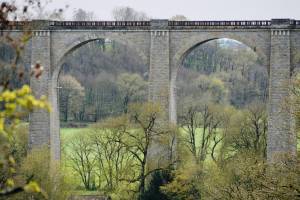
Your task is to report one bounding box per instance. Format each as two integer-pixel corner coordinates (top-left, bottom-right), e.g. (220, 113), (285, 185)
(59, 39), (148, 123)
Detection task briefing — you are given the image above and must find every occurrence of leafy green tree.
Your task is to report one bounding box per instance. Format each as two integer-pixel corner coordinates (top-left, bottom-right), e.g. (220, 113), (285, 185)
(7, 147), (71, 200)
(141, 170), (172, 200)
(99, 103), (175, 199)
(90, 73), (123, 121)
(59, 75), (85, 122)
(161, 162), (201, 200)
(179, 39), (268, 109)
(117, 73), (147, 113)
(0, 2), (54, 198)
(202, 153), (300, 200)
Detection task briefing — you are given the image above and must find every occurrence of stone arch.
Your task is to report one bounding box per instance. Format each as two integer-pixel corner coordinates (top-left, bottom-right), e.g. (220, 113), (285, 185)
(52, 33), (149, 83)
(169, 34), (270, 122)
(173, 32), (269, 71)
(48, 32), (150, 160)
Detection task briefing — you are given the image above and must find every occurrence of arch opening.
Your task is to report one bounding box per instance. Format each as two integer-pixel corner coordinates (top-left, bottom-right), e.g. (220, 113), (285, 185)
(45, 36), (150, 189)
(172, 38), (269, 120)
(56, 38), (149, 125)
(171, 38), (269, 161)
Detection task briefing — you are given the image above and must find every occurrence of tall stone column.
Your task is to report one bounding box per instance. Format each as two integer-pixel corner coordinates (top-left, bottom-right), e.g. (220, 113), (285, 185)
(148, 20), (170, 118)
(267, 19), (297, 163)
(49, 75), (61, 161)
(29, 21), (53, 156)
(148, 20), (171, 168)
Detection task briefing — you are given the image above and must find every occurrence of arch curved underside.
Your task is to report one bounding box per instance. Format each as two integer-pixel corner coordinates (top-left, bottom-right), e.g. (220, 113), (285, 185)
(168, 31), (271, 98)
(51, 31), (151, 82)
(50, 30), (271, 82)
(24, 21), (300, 163)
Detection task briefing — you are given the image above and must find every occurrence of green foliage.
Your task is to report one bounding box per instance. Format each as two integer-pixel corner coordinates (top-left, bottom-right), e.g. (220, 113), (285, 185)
(63, 103), (176, 199)
(179, 39), (268, 110)
(161, 163), (201, 200)
(65, 132), (97, 191)
(0, 1), (70, 199)
(164, 94), (297, 200)
(202, 153), (300, 200)
(59, 75), (85, 122)
(8, 123), (28, 164)
(141, 170), (171, 200)
(24, 148), (70, 199)
(223, 103), (267, 158)
(1, 123), (72, 200)
(178, 102), (235, 164)
(59, 37), (148, 122)
(0, 85), (50, 197)
(117, 73), (147, 113)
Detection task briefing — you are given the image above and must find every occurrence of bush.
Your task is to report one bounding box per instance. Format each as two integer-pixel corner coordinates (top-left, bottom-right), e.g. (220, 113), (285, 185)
(9, 123), (29, 164)
(202, 153), (300, 200)
(4, 147), (72, 200)
(161, 163), (201, 200)
(141, 170), (172, 200)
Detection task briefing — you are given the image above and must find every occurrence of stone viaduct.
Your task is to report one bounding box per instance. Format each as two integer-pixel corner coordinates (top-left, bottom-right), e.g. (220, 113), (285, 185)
(10, 18), (299, 163)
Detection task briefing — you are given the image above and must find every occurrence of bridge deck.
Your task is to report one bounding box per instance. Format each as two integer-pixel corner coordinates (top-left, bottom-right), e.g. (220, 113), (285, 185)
(1, 20), (300, 30)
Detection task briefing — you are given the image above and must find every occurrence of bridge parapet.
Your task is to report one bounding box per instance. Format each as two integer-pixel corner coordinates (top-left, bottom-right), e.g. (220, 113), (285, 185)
(168, 20), (272, 27)
(49, 20), (151, 30)
(2, 19), (300, 30)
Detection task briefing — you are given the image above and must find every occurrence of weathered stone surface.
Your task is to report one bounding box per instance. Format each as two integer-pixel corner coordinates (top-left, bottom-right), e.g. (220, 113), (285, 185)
(29, 30), (51, 153)
(19, 19), (299, 163)
(267, 21), (297, 163)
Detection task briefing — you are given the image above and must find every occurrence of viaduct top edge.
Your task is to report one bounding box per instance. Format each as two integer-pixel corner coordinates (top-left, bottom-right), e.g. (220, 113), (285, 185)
(2, 18), (300, 30)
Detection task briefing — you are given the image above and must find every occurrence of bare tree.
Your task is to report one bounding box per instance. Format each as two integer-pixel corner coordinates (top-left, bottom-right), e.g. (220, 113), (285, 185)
(89, 126), (135, 191)
(19, 0), (67, 20)
(101, 103), (175, 198)
(112, 6), (149, 21)
(170, 15), (188, 21)
(179, 101), (223, 164)
(66, 133), (96, 190)
(72, 8), (96, 21)
(224, 103), (267, 158)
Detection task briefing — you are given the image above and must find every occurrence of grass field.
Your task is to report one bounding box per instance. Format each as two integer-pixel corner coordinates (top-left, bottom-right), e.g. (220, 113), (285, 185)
(60, 126), (300, 192)
(60, 126), (225, 162)
(61, 127), (88, 140)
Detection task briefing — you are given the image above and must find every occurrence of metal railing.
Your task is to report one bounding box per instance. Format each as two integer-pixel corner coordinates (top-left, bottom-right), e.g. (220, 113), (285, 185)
(49, 21), (151, 27)
(168, 20), (272, 27)
(2, 20), (300, 30)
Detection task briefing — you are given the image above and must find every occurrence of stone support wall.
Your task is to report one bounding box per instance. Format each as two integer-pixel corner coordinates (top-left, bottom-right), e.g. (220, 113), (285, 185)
(147, 20), (171, 168)
(23, 19), (299, 164)
(29, 30), (51, 150)
(267, 19), (297, 162)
